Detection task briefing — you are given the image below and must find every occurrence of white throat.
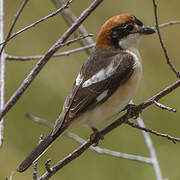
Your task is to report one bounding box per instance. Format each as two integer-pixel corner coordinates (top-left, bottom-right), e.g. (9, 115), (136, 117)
(119, 33), (142, 52)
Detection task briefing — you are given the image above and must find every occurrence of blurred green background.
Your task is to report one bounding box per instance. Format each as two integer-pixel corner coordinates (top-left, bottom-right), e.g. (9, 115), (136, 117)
(2, 0), (180, 179)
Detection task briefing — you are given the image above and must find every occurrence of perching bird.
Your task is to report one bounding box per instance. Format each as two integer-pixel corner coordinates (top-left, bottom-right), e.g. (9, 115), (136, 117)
(18, 14), (155, 172)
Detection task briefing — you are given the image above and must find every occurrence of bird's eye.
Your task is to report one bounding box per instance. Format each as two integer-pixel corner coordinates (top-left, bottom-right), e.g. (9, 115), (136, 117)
(126, 25), (134, 31)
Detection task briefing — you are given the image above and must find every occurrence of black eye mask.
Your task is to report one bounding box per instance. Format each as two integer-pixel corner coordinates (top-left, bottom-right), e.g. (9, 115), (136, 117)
(110, 18), (143, 49)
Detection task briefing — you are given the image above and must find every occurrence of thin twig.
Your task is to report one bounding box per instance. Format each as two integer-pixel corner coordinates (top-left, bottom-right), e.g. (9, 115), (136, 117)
(136, 117), (163, 180)
(153, 100), (176, 112)
(53, 0), (94, 54)
(26, 113), (53, 129)
(130, 100), (163, 180)
(33, 161), (38, 180)
(33, 135), (44, 180)
(6, 43), (95, 61)
(0, 0), (73, 46)
(0, 0), (29, 149)
(6, 171), (15, 180)
(127, 120), (180, 144)
(0, 0), (29, 55)
(158, 20), (180, 28)
(38, 79), (180, 179)
(0, 0), (5, 149)
(45, 159), (52, 173)
(152, 0), (180, 78)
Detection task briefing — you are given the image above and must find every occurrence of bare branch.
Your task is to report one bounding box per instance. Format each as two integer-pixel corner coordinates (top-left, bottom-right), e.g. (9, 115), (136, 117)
(152, 0), (180, 78)
(129, 100), (163, 180)
(33, 161), (38, 180)
(26, 113), (152, 164)
(33, 135), (44, 180)
(38, 79), (180, 179)
(0, 0), (29, 149)
(0, 0), (5, 149)
(0, 0), (29, 55)
(6, 171), (15, 180)
(0, 0), (73, 46)
(26, 113), (53, 129)
(153, 100), (176, 112)
(0, 8), (98, 121)
(127, 120), (180, 144)
(66, 132), (152, 164)
(6, 43), (95, 61)
(136, 116), (163, 180)
(45, 159), (52, 173)
(158, 20), (180, 28)
(53, 0), (94, 54)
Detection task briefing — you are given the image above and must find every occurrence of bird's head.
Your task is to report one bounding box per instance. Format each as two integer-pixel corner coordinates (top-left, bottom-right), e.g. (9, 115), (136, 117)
(96, 14), (155, 50)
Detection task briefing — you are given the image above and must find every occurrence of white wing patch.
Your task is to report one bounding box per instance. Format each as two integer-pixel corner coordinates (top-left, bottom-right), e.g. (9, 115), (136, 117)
(75, 73), (83, 86)
(96, 89), (108, 102)
(82, 59), (121, 88)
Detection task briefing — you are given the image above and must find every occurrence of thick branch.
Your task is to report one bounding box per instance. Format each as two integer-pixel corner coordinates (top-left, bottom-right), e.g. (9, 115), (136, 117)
(0, 0), (103, 121)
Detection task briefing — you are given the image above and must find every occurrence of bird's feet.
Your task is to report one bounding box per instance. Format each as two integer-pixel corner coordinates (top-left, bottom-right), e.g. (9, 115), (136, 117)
(125, 104), (142, 119)
(90, 127), (104, 146)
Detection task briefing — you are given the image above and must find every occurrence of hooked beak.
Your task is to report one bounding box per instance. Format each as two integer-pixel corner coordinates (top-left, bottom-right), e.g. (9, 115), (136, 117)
(139, 25), (155, 35)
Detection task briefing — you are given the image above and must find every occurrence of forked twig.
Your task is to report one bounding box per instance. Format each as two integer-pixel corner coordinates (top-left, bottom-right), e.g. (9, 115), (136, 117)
(152, 0), (180, 78)
(0, 0), (73, 46)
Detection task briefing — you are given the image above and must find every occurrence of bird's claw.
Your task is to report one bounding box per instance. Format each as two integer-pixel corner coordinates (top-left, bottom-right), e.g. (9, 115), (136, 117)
(90, 127), (104, 146)
(126, 104), (142, 119)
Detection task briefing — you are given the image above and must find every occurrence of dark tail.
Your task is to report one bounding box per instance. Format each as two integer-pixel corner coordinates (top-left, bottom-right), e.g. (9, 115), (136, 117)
(17, 127), (66, 172)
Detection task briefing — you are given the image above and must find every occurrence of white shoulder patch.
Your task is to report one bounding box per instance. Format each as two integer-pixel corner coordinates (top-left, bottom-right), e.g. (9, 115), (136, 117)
(75, 73), (83, 86)
(82, 59), (121, 88)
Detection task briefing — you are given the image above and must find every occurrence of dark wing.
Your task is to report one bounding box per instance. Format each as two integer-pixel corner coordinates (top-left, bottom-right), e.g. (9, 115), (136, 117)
(52, 49), (135, 135)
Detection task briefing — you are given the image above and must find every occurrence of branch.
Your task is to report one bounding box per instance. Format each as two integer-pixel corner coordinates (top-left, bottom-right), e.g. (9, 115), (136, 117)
(0, 0), (5, 149)
(6, 171), (15, 180)
(5, 20), (180, 61)
(26, 113), (152, 164)
(38, 79), (180, 179)
(127, 120), (180, 144)
(53, 0), (94, 54)
(66, 132), (152, 164)
(0, 0), (29, 55)
(152, 0), (180, 78)
(5, 43), (95, 61)
(153, 100), (176, 112)
(129, 100), (163, 180)
(0, 0), (73, 46)
(33, 135), (44, 180)
(0, 0), (28, 149)
(135, 116), (163, 180)
(0, 0), (103, 121)
(158, 20), (180, 28)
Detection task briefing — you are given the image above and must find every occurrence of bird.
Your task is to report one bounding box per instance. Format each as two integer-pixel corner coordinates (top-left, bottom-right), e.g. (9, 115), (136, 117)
(18, 13), (155, 172)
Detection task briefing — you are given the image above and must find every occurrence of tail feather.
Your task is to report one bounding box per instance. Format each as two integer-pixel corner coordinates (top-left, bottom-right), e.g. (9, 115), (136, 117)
(18, 126), (66, 172)
(18, 134), (53, 172)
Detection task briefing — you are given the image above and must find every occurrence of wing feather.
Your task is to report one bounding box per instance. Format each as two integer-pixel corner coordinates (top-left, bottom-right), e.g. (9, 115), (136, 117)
(53, 48), (135, 134)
